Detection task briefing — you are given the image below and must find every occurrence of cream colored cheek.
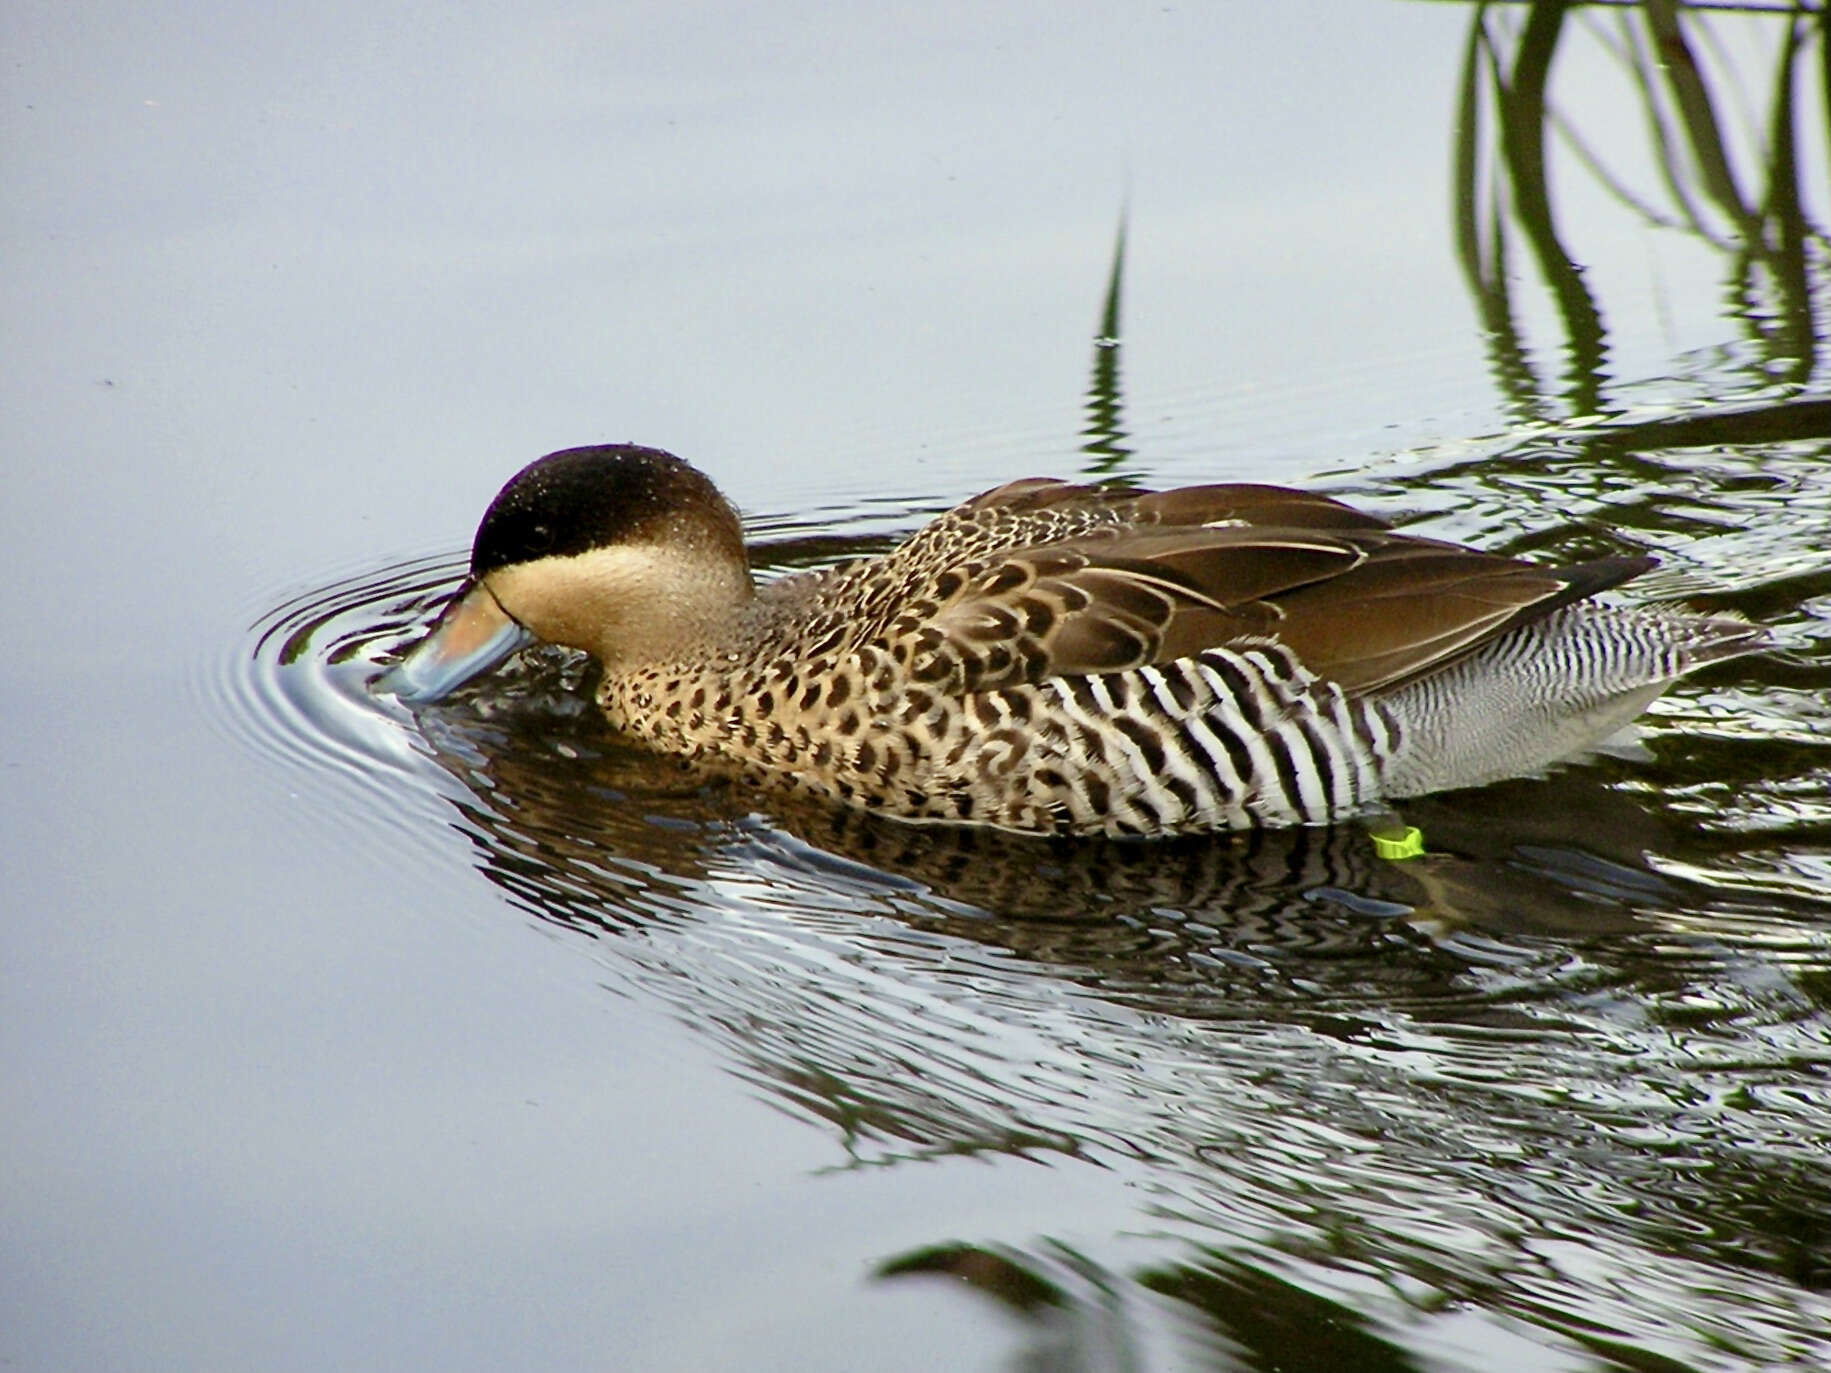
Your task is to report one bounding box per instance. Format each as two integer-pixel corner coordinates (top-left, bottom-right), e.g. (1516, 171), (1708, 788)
(484, 560), (608, 652)
(483, 546), (677, 656)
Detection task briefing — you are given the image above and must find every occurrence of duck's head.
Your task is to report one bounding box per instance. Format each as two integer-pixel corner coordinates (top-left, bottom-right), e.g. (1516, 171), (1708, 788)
(376, 444), (751, 705)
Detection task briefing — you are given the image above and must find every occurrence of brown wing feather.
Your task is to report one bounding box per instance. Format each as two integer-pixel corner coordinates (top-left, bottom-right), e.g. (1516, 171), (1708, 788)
(956, 477), (1126, 515)
(1132, 483), (1393, 532)
(1269, 547), (1657, 692)
(920, 528), (1364, 687)
(892, 479), (1653, 696)
(958, 478), (1392, 531)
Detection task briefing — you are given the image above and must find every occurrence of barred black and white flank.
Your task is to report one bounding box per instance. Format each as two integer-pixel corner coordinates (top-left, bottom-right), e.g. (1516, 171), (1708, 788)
(378, 445), (1766, 837)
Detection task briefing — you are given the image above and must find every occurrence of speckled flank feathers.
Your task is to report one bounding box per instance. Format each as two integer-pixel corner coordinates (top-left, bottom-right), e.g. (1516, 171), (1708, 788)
(387, 445), (1768, 836)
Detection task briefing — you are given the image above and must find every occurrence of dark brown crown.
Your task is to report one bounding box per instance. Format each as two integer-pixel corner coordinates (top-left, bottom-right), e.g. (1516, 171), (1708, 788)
(470, 445), (745, 578)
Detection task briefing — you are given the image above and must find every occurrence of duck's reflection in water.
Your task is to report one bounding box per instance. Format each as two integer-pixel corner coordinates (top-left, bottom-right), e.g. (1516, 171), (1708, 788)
(409, 686), (1830, 1370)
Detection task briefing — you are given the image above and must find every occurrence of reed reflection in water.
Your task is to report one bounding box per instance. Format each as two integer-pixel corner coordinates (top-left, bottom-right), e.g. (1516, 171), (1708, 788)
(1449, 0), (1829, 417)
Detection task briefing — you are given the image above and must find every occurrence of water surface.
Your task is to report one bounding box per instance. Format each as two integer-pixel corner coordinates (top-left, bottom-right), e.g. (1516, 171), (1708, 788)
(6, 3), (1831, 1370)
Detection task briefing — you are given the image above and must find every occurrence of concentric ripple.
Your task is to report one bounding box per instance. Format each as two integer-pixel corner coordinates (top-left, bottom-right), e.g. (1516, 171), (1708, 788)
(215, 554), (462, 815)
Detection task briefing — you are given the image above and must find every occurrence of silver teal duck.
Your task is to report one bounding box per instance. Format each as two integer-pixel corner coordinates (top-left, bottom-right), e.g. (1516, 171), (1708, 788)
(377, 444), (1766, 837)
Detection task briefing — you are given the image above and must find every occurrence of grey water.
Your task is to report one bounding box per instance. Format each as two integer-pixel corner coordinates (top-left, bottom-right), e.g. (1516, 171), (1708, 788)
(5, 4), (1830, 1370)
